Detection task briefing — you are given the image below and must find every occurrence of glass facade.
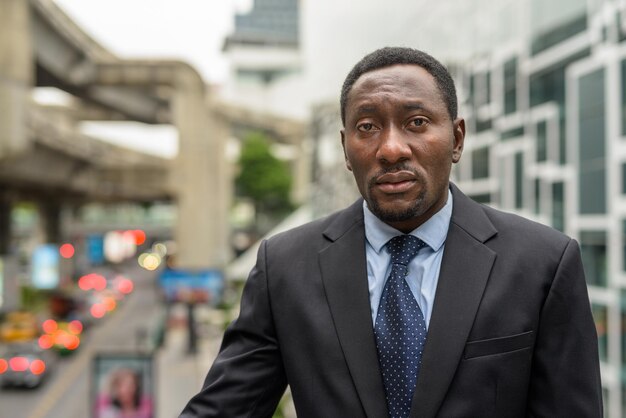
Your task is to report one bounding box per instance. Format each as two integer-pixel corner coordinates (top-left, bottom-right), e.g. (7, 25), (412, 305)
(503, 58), (517, 115)
(578, 68), (606, 215)
(592, 303), (608, 361)
(580, 230), (608, 287)
(471, 148), (490, 179)
(536, 121), (548, 163)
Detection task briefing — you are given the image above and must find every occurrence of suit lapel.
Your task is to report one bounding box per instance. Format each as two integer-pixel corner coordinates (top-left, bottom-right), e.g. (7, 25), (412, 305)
(410, 185), (497, 418)
(319, 200), (389, 418)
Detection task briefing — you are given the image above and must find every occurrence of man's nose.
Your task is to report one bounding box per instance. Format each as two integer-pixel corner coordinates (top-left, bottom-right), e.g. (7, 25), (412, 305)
(376, 126), (411, 164)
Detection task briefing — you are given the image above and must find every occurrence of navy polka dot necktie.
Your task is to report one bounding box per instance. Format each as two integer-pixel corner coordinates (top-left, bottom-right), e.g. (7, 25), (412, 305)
(374, 234), (428, 418)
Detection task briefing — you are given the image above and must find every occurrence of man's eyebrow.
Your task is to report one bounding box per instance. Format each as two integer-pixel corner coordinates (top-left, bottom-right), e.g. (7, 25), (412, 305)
(354, 105), (377, 115)
(403, 103), (425, 111)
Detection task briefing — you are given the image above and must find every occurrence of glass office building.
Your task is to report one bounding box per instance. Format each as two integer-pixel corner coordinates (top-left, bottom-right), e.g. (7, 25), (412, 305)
(452, 1), (626, 416)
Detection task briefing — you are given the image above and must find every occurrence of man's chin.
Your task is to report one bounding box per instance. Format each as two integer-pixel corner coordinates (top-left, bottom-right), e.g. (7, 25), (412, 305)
(368, 201), (421, 224)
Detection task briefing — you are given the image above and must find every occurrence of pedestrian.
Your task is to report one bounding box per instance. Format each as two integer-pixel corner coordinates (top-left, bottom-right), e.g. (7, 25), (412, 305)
(180, 46), (603, 417)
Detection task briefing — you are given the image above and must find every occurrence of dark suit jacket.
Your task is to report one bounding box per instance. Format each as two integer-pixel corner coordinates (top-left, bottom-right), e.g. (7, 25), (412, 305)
(181, 184), (603, 417)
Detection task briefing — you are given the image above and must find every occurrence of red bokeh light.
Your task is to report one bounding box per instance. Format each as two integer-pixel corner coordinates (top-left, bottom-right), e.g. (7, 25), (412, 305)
(42, 319), (58, 334)
(59, 243), (75, 259)
(30, 359), (46, 375)
(79, 273), (107, 291)
(0, 359), (7, 374)
(9, 357), (29, 372)
(133, 230), (146, 246)
(38, 334), (54, 350)
(65, 335), (80, 350)
(91, 304), (106, 318)
(68, 320), (83, 335)
(117, 278), (134, 294)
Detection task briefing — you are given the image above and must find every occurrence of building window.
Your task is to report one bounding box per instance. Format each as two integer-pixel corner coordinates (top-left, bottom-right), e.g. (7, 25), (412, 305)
(475, 119), (492, 133)
(501, 126), (524, 141)
(474, 71), (491, 107)
(514, 153), (524, 209)
(578, 68), (607, 215)
(592, 303), (607, 362)
(580, 230), (607, 287)
(503, 58), (518, 115)
(622, 220), (626, 272)
(534, 178), (541, 215)
(469, 194), (490, 204)
(621, 59), (626, 136)
(536, 121), (548, 162)
(471, 148), (490, 179)
(531, 14), (587, 55)
(552, 182), (564, 232)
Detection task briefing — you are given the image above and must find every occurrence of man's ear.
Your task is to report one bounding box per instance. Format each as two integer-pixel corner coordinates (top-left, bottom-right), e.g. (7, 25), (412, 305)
(452, 118), (465, 163)
(341, 129), (352, 171)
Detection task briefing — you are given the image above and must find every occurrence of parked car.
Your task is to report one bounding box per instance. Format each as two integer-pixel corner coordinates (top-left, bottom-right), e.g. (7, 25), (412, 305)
(0, 311), (39, 343)
(0, 341), (55, 389)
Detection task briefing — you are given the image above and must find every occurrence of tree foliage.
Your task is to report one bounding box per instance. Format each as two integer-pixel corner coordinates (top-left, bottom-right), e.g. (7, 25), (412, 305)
(235, 132), (293, 217)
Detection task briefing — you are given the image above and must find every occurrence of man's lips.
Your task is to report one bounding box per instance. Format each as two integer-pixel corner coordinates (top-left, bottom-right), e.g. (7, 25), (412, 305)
(374, 171), (418, 193)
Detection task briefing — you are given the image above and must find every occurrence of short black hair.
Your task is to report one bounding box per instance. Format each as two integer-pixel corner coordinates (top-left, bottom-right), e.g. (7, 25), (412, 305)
(340, 47), (458, 125)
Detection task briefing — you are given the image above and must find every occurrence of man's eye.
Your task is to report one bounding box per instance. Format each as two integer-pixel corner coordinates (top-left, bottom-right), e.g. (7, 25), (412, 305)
(358, 123), (374, 132)
(411, 118), (426, 127)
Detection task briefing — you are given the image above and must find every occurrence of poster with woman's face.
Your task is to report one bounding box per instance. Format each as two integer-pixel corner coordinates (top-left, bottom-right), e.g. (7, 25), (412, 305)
(92, 353), (154, 418)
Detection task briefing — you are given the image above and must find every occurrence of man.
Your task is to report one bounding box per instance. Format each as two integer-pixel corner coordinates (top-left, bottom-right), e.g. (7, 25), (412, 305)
(181, 47), (602, 417)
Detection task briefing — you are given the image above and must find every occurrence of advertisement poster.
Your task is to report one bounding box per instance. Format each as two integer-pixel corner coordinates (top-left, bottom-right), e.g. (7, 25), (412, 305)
(159, 269), (223, 305)
(32, 244), (60, 289)
(87, 234), (105, 266)
(92, 353), (154, 418)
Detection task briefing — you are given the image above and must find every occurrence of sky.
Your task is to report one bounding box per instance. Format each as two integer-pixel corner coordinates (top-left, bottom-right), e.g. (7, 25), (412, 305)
(49, 0), (251, 158)
(53, 0), (246, 83)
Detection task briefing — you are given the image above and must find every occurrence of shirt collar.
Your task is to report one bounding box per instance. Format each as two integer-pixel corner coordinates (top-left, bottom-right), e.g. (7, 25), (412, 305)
(363, 188), (453, 254)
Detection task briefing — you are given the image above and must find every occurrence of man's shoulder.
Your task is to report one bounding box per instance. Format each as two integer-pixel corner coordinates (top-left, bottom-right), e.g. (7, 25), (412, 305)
(265, 201), (362, 250)
(478, 202), (572, 246)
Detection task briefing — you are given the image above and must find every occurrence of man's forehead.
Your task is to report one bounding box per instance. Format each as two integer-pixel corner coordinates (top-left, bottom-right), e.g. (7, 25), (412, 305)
(346, 65), (443, 113)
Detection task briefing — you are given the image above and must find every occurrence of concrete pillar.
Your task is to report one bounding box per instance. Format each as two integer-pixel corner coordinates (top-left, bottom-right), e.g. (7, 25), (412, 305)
(171, 71), (230, 269)
(0, 0), (33, 158)
(0, 194), (11, 255)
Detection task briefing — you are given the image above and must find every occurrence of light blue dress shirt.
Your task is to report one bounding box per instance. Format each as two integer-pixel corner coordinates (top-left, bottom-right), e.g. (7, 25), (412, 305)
(363, 189), (452, 329)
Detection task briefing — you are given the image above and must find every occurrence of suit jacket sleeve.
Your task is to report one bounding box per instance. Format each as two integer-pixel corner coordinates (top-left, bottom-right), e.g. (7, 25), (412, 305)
(179, 240), (287, 417)
(527, 238), (603, 417)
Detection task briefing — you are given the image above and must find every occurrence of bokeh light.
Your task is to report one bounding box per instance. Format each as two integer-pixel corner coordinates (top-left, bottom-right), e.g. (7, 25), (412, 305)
(141, 253), (161, 271)
(117, 277), (134, 294)
(103, 297), (116, 312)
(42, 319), (58, 334)
(91, 303), (106, 318)
(59, 243), (75, 259)
(68, 320), (83, 335)
(132, 229), (147, 246)
(30, 359), (46, 375)
(0, 358), (7, 374)
(9, 357), (28, 372)
(38, 334), (54, 350)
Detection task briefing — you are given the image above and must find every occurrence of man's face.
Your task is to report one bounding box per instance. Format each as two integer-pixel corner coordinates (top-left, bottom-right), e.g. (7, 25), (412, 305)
(341, 64), (465, 232)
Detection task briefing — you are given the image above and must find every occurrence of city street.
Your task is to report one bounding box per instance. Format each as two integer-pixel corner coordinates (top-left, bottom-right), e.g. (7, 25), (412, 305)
(0, 259), (231, 418)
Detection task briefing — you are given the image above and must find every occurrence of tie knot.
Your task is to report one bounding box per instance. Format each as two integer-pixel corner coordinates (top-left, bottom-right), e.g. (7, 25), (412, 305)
(387, 235), (426, 266)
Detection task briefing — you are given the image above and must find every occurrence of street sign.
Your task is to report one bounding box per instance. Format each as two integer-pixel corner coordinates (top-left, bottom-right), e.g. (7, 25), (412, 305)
(32, 244), (60, 289)
(158, 269), (223, 305)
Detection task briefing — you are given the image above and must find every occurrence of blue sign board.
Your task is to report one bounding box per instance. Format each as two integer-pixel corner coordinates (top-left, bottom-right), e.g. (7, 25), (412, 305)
(32, 244), (60, 289)
(159, 269), (223, 305)
(87, 234), (105, 265)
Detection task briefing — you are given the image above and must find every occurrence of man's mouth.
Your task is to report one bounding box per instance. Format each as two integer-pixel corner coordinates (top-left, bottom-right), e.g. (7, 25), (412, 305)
(374, 171), (418, 194)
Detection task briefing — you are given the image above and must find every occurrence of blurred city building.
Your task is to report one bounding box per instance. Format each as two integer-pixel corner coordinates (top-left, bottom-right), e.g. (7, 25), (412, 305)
(0, 0), (231, 272)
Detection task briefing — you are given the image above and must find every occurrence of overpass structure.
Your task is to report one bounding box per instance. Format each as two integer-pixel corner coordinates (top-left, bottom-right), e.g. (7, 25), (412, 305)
(0, 0), (307, 269)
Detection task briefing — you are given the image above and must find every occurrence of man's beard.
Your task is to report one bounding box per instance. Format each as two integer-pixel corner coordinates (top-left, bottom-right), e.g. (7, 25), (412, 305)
(365, 165), (427, 223)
